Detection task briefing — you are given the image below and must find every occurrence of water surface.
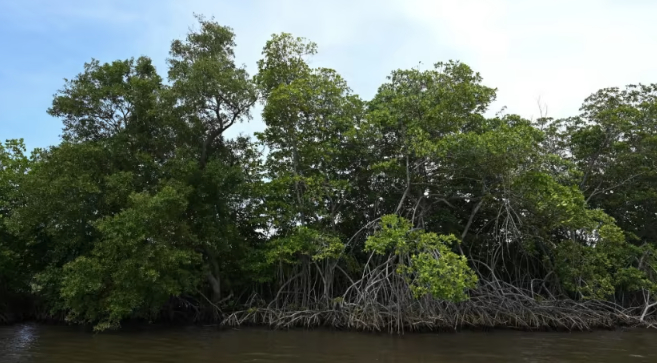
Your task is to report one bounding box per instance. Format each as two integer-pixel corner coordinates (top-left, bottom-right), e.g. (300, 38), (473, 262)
(1, 323), (655, 362)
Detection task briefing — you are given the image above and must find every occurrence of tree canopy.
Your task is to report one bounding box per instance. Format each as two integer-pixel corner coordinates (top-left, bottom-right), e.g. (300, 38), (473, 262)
(2, 15), (657, 331)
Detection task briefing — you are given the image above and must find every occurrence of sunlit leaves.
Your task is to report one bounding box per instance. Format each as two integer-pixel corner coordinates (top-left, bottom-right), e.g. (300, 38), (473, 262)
(368, 61), (496, 157)
(366, 215), (478, 302)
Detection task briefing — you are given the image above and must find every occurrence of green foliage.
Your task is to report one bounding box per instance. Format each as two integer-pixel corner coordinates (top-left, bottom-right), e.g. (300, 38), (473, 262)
(554, 211), (655, 299)
(560, 84), (657, 245)
(167, 14), (257, 148)
(49, 56), (165, 144)
(0, 139), (31, 302)
(255, 32), (317, 97)
(5, 15), (657, 329)
(368, 61), (496, 157)
(60, 185), (201, 330)
(266, 226), (344, 265)
(366, 215), (478, 301)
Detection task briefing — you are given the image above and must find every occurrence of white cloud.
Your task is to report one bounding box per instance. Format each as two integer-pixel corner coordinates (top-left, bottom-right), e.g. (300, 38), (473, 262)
(396, 0), (657, 119)
(87, 0), (657, 135)
(6, 0), (657, 150)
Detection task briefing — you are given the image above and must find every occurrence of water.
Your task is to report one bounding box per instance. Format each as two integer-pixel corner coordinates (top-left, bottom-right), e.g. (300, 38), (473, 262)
(1, 323), (656, 362)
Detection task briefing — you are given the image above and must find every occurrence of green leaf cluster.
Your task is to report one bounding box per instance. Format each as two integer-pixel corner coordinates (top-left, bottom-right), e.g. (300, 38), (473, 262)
(366, 215), (478, 301)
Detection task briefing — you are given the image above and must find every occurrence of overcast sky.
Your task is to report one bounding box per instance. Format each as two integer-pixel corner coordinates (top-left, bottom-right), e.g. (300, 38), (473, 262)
(2, 0), (657, 150)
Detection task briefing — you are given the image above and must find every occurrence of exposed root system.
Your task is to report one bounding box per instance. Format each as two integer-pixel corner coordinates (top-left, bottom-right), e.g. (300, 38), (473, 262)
(222, 280), (655, 333)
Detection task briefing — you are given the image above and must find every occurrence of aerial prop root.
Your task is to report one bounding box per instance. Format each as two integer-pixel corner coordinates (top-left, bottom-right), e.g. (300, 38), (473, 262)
(220, 278), (654, 332)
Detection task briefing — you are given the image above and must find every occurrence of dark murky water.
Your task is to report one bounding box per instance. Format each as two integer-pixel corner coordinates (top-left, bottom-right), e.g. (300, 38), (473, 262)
(1, 323), (656, 362)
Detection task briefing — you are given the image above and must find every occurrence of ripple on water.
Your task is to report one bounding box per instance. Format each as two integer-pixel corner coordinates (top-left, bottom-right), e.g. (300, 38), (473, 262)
(0, 323), (39, 363)
(0, 324), (656, 363)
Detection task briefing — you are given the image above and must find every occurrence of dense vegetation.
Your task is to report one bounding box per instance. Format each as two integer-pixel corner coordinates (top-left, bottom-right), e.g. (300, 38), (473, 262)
(2, 16), (657, 332)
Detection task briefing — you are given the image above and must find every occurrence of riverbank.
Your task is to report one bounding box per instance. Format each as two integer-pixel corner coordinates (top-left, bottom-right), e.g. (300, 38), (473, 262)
(5, 291), (655, 334)
(223, 301), (654, 333)
(218, 279), (656, 333)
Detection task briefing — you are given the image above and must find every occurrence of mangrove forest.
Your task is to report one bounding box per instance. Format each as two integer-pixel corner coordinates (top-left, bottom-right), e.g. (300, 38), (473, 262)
(2, 15), (657, 333)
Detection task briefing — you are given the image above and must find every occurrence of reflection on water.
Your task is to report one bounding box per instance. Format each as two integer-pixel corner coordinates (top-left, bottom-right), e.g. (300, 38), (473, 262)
(1, 323), (656, 362)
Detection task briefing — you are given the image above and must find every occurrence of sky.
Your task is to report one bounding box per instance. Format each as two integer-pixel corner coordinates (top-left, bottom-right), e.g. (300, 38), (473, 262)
(2, 0), (657, 151)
